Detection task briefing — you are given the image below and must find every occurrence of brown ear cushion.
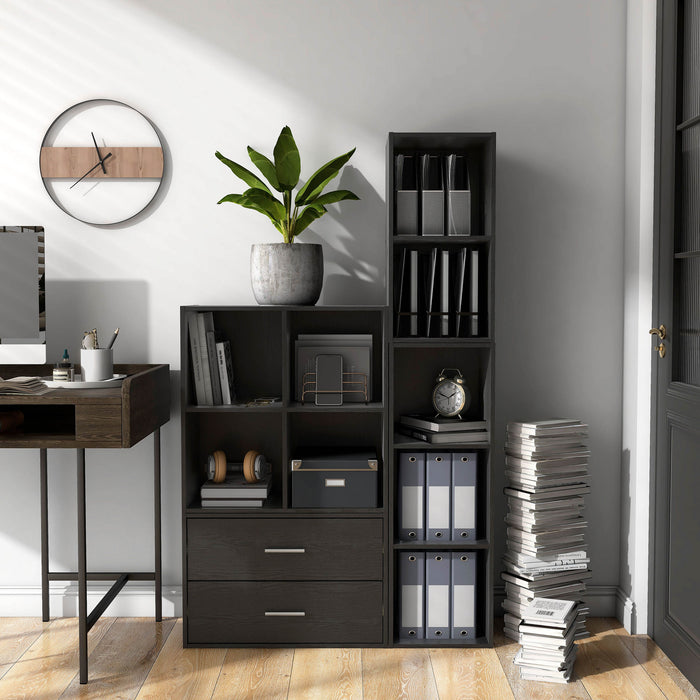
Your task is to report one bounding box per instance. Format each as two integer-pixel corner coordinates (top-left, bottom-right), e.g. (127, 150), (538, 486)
(212, 450), (227, 483)
(243, 450), (260, 483)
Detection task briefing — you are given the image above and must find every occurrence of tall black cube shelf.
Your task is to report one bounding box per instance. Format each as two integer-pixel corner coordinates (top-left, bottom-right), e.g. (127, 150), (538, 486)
(387, 132), (496, 647)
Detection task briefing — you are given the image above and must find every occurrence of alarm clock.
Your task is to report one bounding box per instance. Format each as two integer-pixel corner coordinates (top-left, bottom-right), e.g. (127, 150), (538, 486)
(432, 368), (470, 418)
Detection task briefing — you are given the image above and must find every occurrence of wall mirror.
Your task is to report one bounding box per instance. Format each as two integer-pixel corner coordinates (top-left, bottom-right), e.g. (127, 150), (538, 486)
(0, 226), (46, 364)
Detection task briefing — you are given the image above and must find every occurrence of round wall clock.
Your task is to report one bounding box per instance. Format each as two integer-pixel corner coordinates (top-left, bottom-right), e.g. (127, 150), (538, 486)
(39, 99), (164, 225)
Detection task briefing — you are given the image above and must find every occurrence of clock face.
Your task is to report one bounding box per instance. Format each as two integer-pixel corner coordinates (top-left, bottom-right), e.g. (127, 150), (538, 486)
(432, 379), (468, 417)
(40, 99), (164, 225)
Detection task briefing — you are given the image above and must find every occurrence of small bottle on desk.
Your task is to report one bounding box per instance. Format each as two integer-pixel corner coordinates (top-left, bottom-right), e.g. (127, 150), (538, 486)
(53, 348), (75, 381)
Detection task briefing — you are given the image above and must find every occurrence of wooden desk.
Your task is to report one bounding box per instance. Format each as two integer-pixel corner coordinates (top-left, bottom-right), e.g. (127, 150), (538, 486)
(0, 363), (170, 684)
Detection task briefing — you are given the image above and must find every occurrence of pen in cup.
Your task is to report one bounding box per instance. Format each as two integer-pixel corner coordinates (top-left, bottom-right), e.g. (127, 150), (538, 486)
(107, 328), (119, 350)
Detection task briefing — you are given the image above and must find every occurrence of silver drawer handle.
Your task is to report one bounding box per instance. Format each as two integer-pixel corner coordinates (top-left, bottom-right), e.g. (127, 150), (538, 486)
(265, 611), (306, 617)
(264, 548), (306, 554)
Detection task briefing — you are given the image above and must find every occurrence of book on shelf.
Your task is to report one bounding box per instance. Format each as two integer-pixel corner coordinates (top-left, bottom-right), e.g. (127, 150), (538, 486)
(188, 311), (236, 406)
(201, 499), (264, 508)
(398, 425), (489, 445)
(216, 339), (236, 405)
(196, 312), (217, 405)
(399, 415), (487, 433)
(200, 474), (271, 499)
(0, 376), (52, 395)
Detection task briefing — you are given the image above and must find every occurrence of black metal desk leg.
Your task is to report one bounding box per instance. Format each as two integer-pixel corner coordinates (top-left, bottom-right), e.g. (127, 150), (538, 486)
(40, 449), (49, 622)
(154, 427), (162, 621)
(77, 448), (88, 684)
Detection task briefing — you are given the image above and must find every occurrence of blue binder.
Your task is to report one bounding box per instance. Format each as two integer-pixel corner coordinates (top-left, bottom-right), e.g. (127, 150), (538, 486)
(426, 552), (451, 639)
(426, 453), (451, 540)
(450, 552), (476, 639)
(398, 452), (425, 541)
(451, 451), (477, 541)
(398, 552), (425, 640)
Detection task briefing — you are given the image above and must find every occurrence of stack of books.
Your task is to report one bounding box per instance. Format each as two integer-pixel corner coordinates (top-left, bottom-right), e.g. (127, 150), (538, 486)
(397, 414), (488, 445)
(514, 597), (581, 683)
(501, 419), (590, 641)
(200, 474), (270, 508)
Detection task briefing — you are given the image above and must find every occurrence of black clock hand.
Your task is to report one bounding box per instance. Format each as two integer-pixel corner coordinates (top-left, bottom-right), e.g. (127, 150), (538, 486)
(69, 152), (112, 189)
(91, 131), (106, 174)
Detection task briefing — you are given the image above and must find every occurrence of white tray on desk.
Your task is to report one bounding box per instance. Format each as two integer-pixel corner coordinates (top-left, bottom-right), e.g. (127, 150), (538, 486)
(42, 374), (127, 389)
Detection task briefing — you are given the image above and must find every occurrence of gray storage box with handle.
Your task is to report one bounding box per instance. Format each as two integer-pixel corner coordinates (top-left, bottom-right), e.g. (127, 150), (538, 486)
(291, 448), (379, 508)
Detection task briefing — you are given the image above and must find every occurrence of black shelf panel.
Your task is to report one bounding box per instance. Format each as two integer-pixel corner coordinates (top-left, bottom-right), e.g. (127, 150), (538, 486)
(186, 404), (284, 414)
(391, 338), (492, 348)
(393, 235), (492, 245)
(186, 503), (384, 518)
(392, 637), (491, 648)
(287, 401), (385, 413)
(393, 435), (491, 450)
(393, 540), (489, 550)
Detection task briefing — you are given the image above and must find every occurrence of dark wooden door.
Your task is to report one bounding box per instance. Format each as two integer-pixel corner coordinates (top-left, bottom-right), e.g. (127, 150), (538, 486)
(652, 0), (700, 689)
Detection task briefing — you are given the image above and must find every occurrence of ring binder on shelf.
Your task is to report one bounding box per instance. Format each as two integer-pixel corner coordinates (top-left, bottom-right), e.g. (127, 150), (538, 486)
(451, 451), (477, 541)
(426, 552), (451, 639)
(451, 552), (476, 639)
(399, 552), (425, 639)
(398, 452), (425, 541)
(427, 452), (451, 540)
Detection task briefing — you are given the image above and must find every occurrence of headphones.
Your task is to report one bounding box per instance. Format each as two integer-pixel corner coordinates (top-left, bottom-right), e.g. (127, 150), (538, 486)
(207, 449), (270, 484)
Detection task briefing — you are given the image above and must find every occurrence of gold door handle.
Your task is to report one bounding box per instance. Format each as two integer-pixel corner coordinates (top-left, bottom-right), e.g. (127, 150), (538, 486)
(649, 325), (667, 358)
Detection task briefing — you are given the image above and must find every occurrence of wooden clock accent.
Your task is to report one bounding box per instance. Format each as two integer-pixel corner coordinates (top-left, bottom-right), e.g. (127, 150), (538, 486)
(39, 146), (163, 179)
(40, 99), (165, 225)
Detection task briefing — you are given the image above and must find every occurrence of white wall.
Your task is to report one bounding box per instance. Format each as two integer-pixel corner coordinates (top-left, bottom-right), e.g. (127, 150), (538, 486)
(0, 0), (627, 614)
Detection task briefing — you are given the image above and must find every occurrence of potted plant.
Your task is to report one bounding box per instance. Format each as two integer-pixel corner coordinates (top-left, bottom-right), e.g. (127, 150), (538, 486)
(215, 126), (359, 305)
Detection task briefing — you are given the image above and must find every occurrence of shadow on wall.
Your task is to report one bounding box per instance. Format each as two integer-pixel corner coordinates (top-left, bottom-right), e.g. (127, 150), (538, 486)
(47, 280), (150, 363)
(303, 166), (386, 306)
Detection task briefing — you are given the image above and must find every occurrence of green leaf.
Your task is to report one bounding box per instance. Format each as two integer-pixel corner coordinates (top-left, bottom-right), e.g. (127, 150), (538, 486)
(247, 147), (281, 191)
(304, 189), (360, 207)
(217, 192), (285, 233)
(273, 126), (301, 190)
(292, 203), (327, 239)
(241, 188), (286, 221)
(215, 151), (271, 194)
(295, 147), (356, 206)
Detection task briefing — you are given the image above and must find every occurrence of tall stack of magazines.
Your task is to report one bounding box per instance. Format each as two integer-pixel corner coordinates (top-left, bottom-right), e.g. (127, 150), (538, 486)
(501, 419), (590, 642)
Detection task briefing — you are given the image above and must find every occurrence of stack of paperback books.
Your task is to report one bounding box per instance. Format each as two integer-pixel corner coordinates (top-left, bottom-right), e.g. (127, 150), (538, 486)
(200, 474), (270, 508)
(501, 419), (590, 641)
(397, 414), (488, 445)
(514, 597), (582, 683)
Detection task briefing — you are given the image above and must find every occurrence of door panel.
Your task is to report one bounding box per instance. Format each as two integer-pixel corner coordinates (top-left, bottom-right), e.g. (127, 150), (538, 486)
(653, 0), (700, 690)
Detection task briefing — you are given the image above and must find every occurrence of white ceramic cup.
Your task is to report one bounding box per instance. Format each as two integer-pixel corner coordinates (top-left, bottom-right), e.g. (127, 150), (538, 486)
(81, 348), (113, 382)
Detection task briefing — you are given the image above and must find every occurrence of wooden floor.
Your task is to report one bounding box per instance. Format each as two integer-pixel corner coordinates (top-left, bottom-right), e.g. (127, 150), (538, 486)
(0, 617), (697, 699)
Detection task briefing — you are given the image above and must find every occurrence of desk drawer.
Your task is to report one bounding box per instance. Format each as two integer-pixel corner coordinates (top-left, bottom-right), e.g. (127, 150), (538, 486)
(187, 581), (383, 645)
(187, 518), (383, 581)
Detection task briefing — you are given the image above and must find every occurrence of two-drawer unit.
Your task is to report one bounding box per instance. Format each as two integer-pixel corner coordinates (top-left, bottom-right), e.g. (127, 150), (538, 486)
(185, 517), (384, 645)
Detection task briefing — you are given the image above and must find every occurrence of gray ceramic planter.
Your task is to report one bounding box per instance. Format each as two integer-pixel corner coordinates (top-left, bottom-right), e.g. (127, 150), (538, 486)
(250, 243), (324, 305)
